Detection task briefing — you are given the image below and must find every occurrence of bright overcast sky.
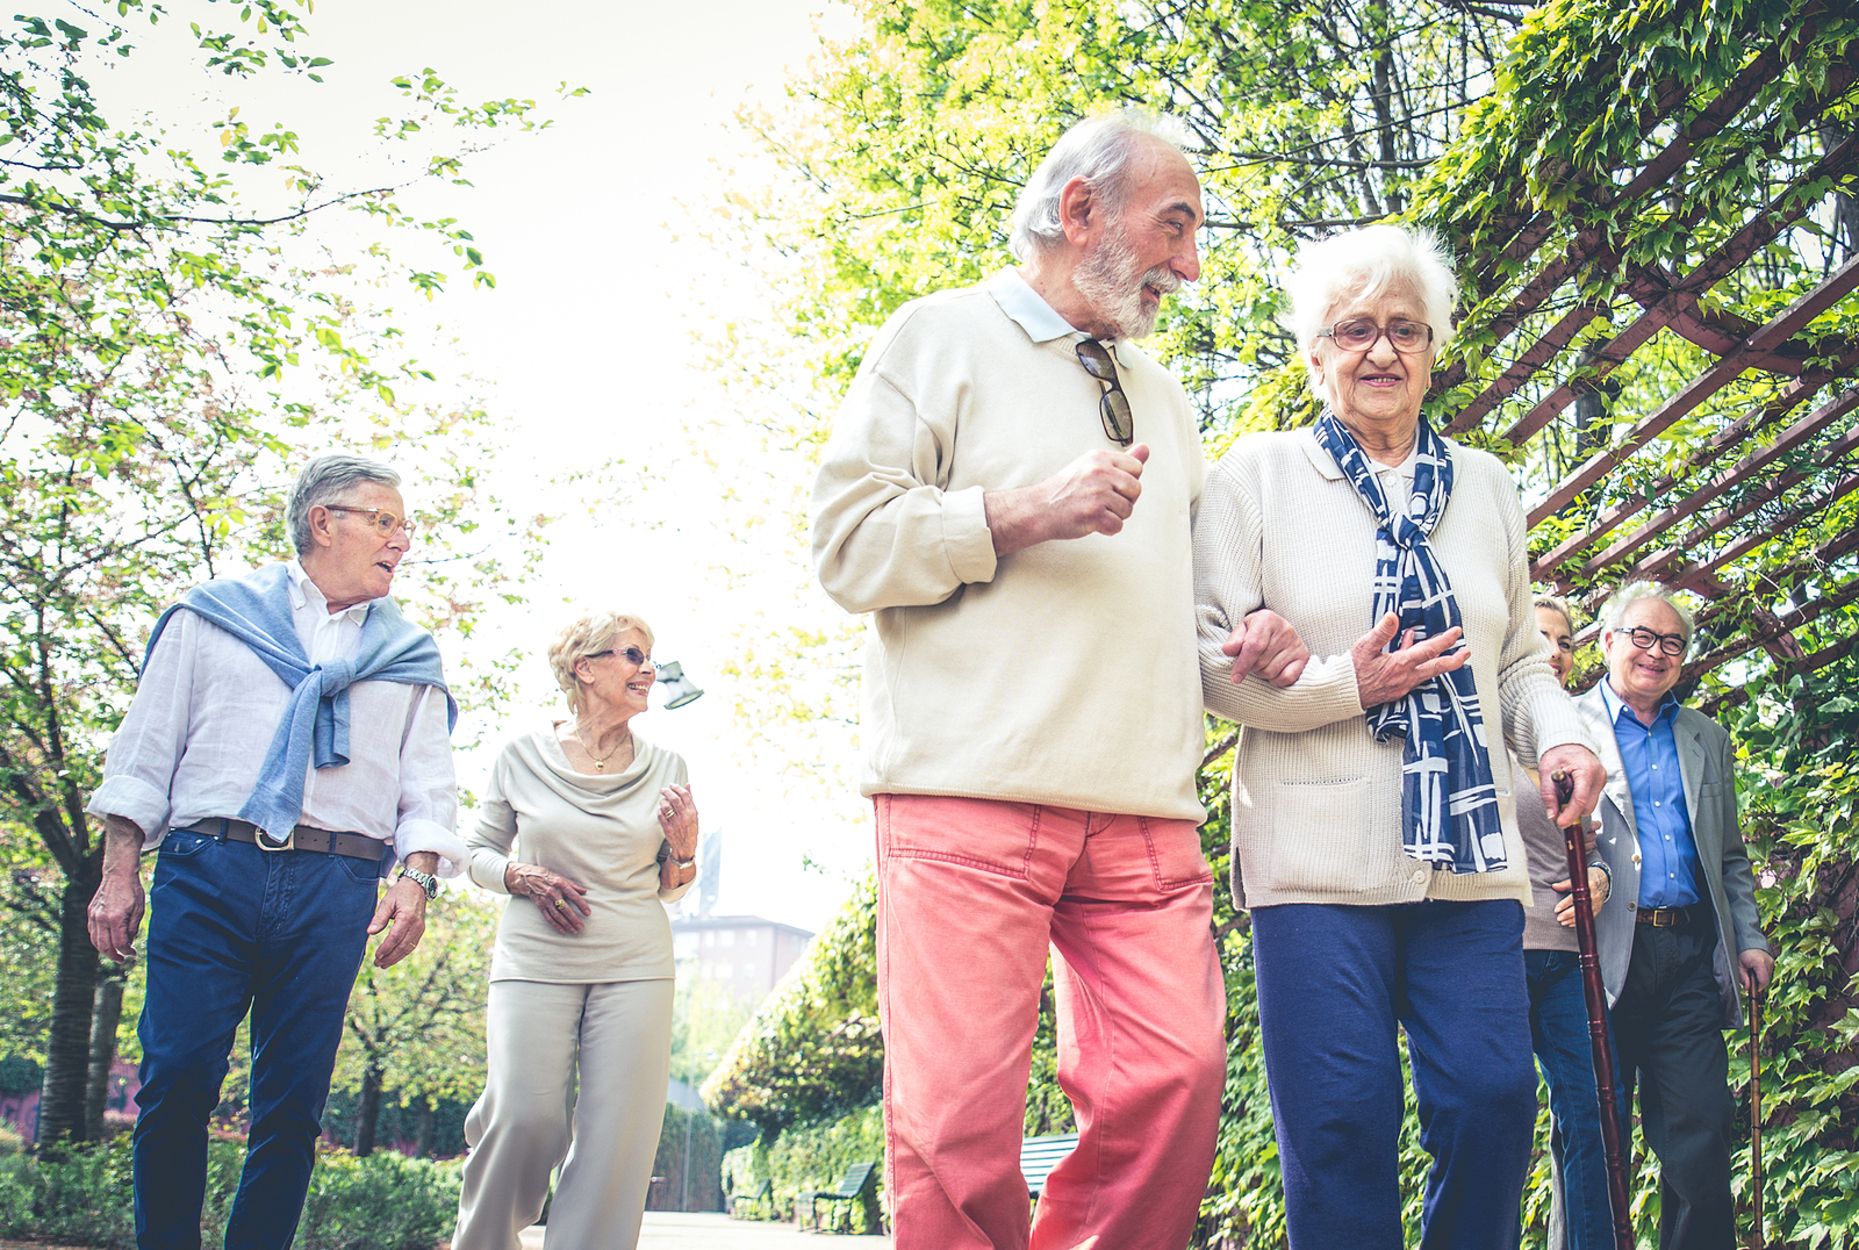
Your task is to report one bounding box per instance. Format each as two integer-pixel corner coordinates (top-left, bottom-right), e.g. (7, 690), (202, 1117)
(87, 0), (871, 932)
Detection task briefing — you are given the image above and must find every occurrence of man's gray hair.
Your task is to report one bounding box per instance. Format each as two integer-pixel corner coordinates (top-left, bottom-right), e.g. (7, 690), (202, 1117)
(1285, 223), (1460, 357)
(1008, 110), (1192, 261)
(1600, 580), (1696, 644)
(287, 454), (401, 554)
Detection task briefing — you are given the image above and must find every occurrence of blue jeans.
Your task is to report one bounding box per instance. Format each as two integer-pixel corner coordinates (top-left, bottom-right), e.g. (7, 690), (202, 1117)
(132, 827), (381, 1250)
(1252, 900), (1537, 1250)
(1525, 949), (1625, 1250)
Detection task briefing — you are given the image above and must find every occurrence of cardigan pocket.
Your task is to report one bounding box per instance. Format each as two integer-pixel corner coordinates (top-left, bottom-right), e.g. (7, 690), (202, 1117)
(1267, 778), (1379, 893)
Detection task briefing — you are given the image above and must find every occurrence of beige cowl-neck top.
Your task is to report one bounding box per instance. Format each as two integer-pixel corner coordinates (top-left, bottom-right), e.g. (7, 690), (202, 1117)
(466, 727), (692, 984)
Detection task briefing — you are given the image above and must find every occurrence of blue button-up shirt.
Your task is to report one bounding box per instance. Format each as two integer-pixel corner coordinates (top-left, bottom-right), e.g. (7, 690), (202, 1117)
(1601, 679), (1702, 908)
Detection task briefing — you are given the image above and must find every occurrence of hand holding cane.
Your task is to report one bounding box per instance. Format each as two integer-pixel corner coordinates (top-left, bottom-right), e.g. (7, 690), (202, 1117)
(1554, 768), (1636, 1250)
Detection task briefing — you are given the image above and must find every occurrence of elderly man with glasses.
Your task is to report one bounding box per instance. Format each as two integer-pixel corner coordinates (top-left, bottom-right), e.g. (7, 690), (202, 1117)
(86, 454), (463, 1250)
(811, 111), (1303, 1250)
(1578, 580), (1775, 1250)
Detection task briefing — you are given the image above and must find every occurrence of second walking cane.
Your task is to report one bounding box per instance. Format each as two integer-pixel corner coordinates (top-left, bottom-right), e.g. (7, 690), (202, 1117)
(1554, 769), (1634, 1250)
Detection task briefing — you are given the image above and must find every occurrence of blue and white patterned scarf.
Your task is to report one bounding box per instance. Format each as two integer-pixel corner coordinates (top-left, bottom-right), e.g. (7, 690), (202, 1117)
(1314, 410), (1507, 874)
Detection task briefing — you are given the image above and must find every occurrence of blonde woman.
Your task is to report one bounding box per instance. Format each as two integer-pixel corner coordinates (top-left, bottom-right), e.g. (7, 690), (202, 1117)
(452, 611), (699, 1250)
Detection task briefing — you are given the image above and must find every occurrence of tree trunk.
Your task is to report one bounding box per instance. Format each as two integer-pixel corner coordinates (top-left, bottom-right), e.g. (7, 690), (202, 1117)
(413, 1098), (436, 1158)
(355, 1065), (383, 1157)
(85, 971), (126, 1138)
(38, 871), (102, 1146)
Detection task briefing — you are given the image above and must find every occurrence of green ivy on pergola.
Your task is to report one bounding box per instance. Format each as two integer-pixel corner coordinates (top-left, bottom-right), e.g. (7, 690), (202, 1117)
(1423, 1), (1858, 710)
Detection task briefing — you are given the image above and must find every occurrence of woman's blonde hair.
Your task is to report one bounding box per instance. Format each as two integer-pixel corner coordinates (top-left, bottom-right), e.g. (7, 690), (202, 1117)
(548, 611), (655, 712)
(1532, 592), (1576, 635)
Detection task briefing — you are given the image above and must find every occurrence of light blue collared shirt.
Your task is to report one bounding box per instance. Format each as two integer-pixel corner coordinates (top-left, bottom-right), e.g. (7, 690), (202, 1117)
(1600, 678), (1701, 908)
(985, 269), (1088, 344)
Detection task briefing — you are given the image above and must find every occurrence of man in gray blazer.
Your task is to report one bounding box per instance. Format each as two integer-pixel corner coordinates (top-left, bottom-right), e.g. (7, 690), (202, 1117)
(1577, 581), (1775, 1250)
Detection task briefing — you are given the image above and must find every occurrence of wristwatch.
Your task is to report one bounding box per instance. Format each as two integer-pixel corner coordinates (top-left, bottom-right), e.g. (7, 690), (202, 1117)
(397, 865), (441, 900)
(672, 855), (697, 871)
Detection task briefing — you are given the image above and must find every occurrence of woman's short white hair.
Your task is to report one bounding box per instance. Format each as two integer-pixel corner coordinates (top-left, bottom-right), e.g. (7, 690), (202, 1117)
(1600, 581), (1695, 644)
(1009, 110), (1191, 261)
(1285, 223), (1460, 358)
(548, 610), (655, 713)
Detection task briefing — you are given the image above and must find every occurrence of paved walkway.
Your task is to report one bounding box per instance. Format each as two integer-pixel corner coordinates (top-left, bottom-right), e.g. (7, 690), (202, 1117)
(520, 1211), (889, 1247)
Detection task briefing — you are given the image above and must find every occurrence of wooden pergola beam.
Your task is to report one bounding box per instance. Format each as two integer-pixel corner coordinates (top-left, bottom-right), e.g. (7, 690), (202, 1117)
(1525, 253), (1859, 525)
(1574, 388), (1859, 577)
(1532, 385), (1858, 576)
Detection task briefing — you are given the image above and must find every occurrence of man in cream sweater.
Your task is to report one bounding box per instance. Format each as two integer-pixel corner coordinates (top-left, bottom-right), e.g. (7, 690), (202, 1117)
(812, 112), (1298, 1250)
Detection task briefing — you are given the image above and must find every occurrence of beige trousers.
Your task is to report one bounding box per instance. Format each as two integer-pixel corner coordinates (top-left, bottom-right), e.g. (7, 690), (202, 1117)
(452, 977), (675, 1250)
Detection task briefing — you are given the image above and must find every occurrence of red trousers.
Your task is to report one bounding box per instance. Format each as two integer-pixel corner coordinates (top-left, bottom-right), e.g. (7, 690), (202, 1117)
(875, 795), (1227, 1250)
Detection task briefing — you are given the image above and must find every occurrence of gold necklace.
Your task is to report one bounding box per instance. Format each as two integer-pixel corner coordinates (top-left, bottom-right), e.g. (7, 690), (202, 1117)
(573, 725), (632, 772)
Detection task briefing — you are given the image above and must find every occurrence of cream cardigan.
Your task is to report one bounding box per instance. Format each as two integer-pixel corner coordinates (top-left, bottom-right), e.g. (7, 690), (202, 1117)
(1193, 427), (1592, 908)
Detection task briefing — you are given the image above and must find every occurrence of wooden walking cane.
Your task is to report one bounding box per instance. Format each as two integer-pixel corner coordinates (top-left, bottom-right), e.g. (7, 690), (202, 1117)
(1553, 770), (1635, 1250)
(1750, 982), (1765, 1250)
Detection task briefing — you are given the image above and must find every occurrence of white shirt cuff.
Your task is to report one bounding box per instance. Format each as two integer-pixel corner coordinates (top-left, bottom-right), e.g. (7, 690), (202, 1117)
(86, 777), (172, 851)
(394, 818), (470, 878)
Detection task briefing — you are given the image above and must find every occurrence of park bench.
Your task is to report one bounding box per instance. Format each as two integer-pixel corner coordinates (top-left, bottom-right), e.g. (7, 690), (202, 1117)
(1021, 1132), (1079, 1199)
(730, 1176), (774, 1219)
(802, 1160), (878, 1233)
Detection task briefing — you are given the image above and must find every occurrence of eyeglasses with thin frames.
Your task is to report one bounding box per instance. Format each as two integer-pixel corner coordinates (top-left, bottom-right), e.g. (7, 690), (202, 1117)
(325, 505), (415, 540)
(1317, 317), (1435, 355)
(1075, 339), (1134, 447)
(1619, 625), (1686, 657)
(587, 646), (654, 668)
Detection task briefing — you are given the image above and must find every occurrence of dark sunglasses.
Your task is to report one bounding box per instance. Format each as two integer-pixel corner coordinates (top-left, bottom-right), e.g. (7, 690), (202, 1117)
(587, 646), (654, 668)
(1075, 339), (1134, 447)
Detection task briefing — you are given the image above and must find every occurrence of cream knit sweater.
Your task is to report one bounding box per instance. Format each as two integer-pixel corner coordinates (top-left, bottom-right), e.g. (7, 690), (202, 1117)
(812, 273), (1207, 820)
(1193, 428), (1592, 908)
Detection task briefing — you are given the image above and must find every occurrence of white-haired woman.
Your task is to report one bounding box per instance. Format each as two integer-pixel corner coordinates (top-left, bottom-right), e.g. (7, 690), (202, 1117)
(1193, 223), (1604, 1248)
(452, 611), (698, 1250)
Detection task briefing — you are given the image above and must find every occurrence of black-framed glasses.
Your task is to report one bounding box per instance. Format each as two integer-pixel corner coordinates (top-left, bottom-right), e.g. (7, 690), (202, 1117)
(1075, 339), (1134, 447)
(1317, 317), (1435, 355)
(325, 505), (415, 539)
(588, 646), (654, 668)
(1620, 625), (1686, 657)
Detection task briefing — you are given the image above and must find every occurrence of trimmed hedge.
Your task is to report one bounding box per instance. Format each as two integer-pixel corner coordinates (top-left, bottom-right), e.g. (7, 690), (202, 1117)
(0, 1135), (461, 1249)
(723, 1102), (884, 1230)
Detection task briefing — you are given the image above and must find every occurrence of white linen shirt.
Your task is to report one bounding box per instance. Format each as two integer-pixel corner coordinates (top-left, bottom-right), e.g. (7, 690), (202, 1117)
(86, 561), (465, 874)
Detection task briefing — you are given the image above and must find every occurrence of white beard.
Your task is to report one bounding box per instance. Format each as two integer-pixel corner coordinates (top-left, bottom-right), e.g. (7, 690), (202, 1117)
(1072, 222), (1180, 340)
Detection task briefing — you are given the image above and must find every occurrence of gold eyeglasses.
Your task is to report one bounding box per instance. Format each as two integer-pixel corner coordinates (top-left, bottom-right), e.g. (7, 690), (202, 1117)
(325, 505), (415, 539)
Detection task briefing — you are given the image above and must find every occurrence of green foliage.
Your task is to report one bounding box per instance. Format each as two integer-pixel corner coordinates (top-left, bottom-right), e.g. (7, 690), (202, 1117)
(0, 1135), (460, 1249)
(722, 1103), (885, 1230)
(670, 976), (755, 1087)
(654, 1103), (727, 1212)
(703, 874), (881, 1135)
(0, 1124), (22, 1158)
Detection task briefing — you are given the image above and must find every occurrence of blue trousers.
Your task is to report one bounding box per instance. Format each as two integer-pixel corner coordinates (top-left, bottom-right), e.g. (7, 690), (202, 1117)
(132, 828), (380, 1250)
(1252, 900), (1537, 1250)
(1526, 949), (1626, 1250)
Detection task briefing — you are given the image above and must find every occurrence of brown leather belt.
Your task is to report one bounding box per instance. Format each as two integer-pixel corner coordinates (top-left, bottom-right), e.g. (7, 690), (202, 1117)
(1635, 905), (1697, 928)
(180, 818), (388, 864)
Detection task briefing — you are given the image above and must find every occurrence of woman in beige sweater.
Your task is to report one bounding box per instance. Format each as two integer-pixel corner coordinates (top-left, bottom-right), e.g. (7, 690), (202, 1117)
(1193, 224), (1603, 1249)
(451, 611), (699, 1250)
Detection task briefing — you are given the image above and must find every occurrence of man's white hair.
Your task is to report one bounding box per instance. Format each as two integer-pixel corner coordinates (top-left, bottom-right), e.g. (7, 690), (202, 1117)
(1600, 580), (1696, 644)
(286, 454), (401, 555)
(1285, 223), (1460, 359)
(1008, 110), (1193, 261)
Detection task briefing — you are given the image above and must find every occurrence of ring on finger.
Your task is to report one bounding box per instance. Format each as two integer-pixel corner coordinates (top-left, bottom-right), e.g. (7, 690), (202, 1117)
(554, 897), (570, 909)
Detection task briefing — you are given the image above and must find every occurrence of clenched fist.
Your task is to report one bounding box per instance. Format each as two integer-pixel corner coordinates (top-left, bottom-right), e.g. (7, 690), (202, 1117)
(986, 444), (1150, 556)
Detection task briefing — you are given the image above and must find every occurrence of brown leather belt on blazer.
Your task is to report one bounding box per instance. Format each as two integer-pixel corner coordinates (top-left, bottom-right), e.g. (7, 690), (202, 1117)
(178, 818), (387, 863)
